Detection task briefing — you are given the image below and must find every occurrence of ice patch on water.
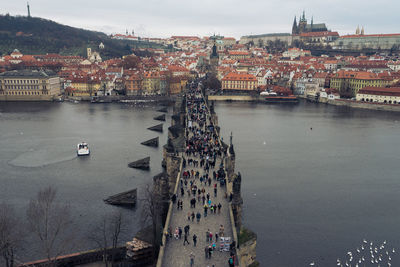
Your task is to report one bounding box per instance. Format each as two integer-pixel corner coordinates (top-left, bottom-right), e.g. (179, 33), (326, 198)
(9, 147), (76, 167)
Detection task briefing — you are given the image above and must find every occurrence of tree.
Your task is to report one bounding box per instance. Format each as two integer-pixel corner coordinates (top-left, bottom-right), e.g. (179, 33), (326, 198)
(203, 72), (221, 91)
(89, 211), (124, 267)
(0, 203), (23, 267)
(122, 55), (141, 69)
(258, 39), (264, 48)
(141, 184), (163, 252)
(26, 186), (73, 266)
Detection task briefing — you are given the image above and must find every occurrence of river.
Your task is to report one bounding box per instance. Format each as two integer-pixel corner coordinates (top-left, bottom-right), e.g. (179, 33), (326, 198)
(0, 101), (170, 262)
(215, 100), (400, 266)
(1, 100), (400, 266)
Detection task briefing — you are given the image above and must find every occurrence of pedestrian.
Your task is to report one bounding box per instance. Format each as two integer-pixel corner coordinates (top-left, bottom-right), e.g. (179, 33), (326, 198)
(215, 232), (219, 242)
(208, 246), (213, 258)
(181, 187), (184, 196)
(204, 246), (209, 259)
(174, 227), (179, 239)
(196, 212), (201, 223)
(209, 231), (213, 243)
(178, 227), (182, 239)
(190, 252), (195, 267)
(214, 187), (217, 197)
(193, 234), (197, 247)
(228, 257), (234, 267)
(191, 212), (195, 222)
(218, 203), (222, 214)
(219, 224), (224, 237)
(187, 212), (191, 221)
(183, 233), (190, 245)
(206, 229), (210, 242)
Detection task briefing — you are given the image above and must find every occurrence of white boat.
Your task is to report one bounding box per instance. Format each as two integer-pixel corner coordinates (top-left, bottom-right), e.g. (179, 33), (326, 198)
(77, 142), (90, 156)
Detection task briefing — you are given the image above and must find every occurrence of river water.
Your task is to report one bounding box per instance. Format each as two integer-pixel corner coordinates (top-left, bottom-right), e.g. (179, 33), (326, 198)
(215, 101), (400, 266)
(0, 101), (170, 262)
(1, 100), (400, 266)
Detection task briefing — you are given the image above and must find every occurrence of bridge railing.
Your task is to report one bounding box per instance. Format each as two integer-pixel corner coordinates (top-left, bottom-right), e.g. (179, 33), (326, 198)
(156, 102), (186, 267)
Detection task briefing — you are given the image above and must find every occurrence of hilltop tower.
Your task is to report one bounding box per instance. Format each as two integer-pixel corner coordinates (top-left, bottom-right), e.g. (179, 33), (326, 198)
(87, 47), (92, 59)
(27, 2), (31, 17)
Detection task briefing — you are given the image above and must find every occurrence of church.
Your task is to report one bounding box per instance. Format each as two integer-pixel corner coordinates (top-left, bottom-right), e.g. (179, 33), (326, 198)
(292, 11), (328, 35)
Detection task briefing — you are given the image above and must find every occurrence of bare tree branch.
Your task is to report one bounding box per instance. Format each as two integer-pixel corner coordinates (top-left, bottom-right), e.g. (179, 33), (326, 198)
(26, 186), (74, 266)
(0, 203), (23, 267)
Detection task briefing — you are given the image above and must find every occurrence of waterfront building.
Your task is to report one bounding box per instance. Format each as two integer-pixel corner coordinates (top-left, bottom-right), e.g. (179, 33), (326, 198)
(356, 87), (400, 104)
(142, 72), (162, 95)
(330, 70), (388, 97)
(168, 76), (187, 95)
(65, 76), (101, 97)
(0, 69), (61, 101)
(221, 72), (257, 91)
(125, 74), (143, 95)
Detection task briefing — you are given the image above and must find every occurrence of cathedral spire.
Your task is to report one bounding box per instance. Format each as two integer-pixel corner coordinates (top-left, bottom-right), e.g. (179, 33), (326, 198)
(292, 16), (298, 34)
(361, 26), (365, 35)
(356, 25), (360, 35)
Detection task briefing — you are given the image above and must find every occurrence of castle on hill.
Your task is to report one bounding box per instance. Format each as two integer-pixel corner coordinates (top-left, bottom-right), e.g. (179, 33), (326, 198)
(292, 11), (328, 35)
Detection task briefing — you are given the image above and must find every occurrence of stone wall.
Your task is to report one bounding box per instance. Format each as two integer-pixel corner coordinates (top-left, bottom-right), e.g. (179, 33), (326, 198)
(327, 99), (400, 112)
(239, 238), (258, 267)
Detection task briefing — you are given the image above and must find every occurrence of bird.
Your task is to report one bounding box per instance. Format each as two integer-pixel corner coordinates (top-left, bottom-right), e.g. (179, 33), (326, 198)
(357, 248), (360, 253)
(392, 248), (395, 253)
(310, 262), (315, 266)
(363, 239), (367, 244)
(361, 245), (364, 250)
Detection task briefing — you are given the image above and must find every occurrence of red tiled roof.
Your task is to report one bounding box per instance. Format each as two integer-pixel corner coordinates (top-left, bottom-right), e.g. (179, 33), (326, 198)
(358, 87), (400, 96)
(342, 33), (400, 38)
(300, 31), (339, 37)
(222, 72), (257, 81)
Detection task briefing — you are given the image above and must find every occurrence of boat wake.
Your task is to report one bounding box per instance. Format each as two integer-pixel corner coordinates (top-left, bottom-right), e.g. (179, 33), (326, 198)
(9, 148), (76, 167)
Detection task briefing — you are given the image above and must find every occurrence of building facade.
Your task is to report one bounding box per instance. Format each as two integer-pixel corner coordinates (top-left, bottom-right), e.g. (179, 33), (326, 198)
(330, 70), (388, 97)
(356, 87), (400, 104)
(221, 72), (257, 91)
(0, 69), (61, 101)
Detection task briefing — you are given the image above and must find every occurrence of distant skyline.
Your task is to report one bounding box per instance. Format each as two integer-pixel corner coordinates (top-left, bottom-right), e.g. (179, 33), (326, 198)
(3, 0), (400, 39)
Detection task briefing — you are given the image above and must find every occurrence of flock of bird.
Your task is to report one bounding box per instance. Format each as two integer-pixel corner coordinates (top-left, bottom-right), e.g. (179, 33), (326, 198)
(309, 239), (396, 266)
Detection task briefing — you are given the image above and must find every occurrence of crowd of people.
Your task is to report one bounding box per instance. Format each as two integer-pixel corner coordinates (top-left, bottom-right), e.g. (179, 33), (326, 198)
(165, 85), (237, 267)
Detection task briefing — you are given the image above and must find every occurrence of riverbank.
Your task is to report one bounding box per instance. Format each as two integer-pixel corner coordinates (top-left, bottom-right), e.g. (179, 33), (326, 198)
(324, 98), (400, 112)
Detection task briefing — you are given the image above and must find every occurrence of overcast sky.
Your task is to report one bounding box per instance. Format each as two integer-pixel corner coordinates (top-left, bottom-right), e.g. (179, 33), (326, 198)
(3, 0), (400, 39)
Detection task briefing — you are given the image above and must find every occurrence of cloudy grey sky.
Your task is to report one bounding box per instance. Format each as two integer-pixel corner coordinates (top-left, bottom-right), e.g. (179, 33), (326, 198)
(3, 0), (400, 38)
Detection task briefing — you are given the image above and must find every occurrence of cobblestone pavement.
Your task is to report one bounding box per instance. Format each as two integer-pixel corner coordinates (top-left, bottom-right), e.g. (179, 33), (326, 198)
(162, 104), (233, 267)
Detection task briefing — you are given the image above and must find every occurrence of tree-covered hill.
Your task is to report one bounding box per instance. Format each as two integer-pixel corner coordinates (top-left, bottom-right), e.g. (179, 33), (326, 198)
(0, 14), (168, 59)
